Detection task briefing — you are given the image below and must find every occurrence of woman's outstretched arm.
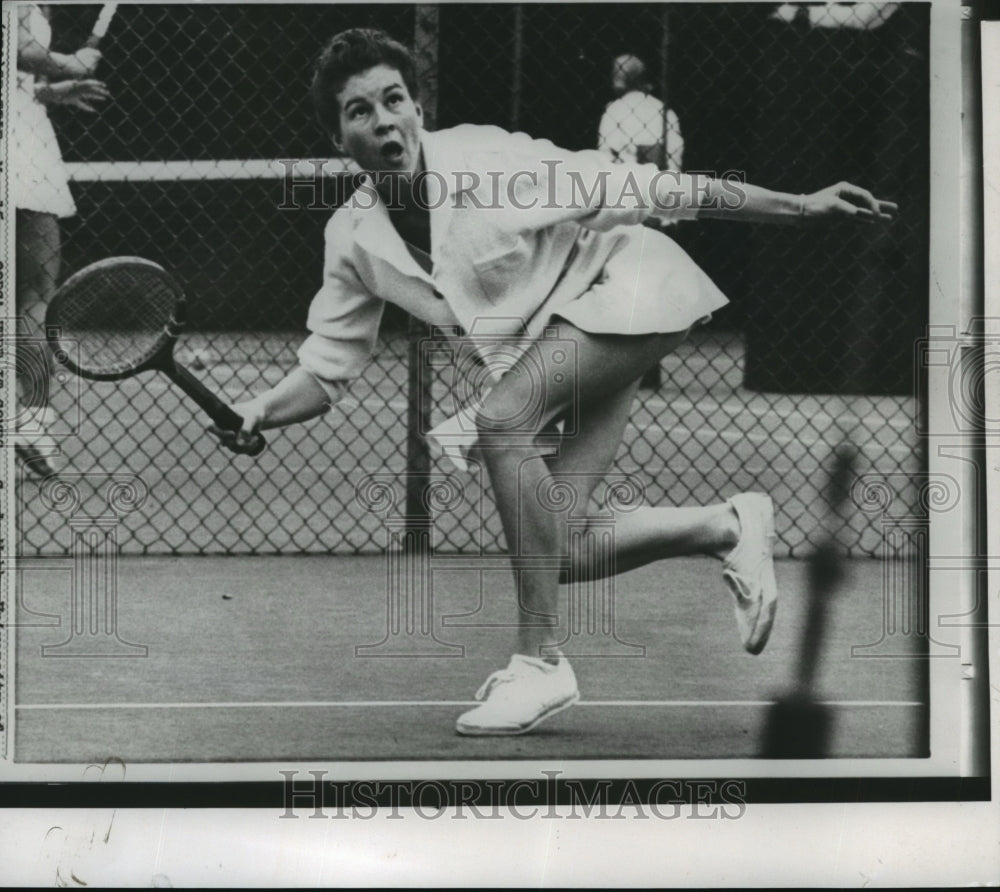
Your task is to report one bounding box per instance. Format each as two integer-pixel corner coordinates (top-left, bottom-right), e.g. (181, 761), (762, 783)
(654, 173), (898, 226)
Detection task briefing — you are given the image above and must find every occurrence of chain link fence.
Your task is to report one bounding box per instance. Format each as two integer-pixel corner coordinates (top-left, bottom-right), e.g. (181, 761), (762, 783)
(10, 2), (928, 558)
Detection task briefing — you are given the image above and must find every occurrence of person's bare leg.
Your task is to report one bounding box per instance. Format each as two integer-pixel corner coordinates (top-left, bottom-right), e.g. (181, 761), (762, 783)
(13, 211), (61, 476)
(477, 324), (740, 659)
(543, 375), (740, 585)
(539, 335), (776, 653)
(457, 322), (777, 735)
(15, 210), (60, 409)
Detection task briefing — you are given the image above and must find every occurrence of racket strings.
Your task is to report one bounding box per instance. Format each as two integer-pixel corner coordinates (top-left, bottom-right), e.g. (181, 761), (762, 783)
(49, 264), (179, 376)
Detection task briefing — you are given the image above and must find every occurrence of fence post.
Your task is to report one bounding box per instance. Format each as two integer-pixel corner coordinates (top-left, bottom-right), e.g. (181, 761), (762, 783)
(639, 8), (673, 392)
(511, 5), (524, 131)
(406, 7), (439, 532)
(414, 5), (439, 131)
(406, 315), (433, 531)
(659, 7), (671, 117)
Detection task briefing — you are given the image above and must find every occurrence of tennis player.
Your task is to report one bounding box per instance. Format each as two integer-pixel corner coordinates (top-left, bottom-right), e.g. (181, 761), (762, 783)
(212, 29), (896, 736)
(14, 4), (108, 475)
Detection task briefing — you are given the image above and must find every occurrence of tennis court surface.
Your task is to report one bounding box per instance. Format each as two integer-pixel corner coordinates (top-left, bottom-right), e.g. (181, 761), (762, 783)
(14, 329), (924, 763)
(15, 553), (922, 762)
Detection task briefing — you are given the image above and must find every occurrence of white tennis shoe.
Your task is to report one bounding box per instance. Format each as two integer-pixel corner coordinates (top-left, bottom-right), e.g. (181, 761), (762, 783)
(456, 654), (580, 736)
(722, 493), (779, 655)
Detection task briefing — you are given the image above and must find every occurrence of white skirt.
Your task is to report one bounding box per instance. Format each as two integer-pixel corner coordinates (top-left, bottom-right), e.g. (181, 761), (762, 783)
(548, 223), (728, 336)
(427, 224), (728, 470)
(12, 85), (77, 218)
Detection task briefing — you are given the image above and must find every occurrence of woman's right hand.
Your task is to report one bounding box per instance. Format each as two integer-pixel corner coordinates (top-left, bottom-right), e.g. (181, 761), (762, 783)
(39, 79), (109, 112)
(802, 182), (898, 223)
(208, 399), (268, 455)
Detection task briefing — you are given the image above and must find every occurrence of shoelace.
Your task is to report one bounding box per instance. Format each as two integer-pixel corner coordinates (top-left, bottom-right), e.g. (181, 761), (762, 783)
(474, 667), (519, 701)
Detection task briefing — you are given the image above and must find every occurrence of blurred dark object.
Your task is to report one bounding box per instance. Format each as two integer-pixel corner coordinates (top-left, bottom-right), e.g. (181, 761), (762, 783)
(761, 444), (854, 758)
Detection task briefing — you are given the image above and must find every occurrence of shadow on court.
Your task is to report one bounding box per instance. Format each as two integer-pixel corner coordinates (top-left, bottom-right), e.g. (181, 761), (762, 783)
(14, 554), (924, 763)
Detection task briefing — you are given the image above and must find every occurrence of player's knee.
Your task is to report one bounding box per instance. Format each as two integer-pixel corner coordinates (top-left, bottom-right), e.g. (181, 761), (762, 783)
(474, 383), (543, 441)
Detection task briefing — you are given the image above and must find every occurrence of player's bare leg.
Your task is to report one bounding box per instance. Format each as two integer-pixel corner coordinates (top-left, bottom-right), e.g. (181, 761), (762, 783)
(14, 210), (60, 477)
(547, 377), (776, 654)
(456, 323), (779, 735)
(544, 377), (741, 573)
(474, 328), (683, 658)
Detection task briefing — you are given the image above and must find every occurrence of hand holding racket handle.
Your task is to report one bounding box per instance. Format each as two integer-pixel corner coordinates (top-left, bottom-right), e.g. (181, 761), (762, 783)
(171, 364), (267, 456)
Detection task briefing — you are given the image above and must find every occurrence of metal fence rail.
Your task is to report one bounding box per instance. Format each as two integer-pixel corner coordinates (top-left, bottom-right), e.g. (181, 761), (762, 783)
(11, 3), (929, 558)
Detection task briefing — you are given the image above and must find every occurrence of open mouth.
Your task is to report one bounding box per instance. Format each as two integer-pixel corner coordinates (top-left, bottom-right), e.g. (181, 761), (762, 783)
(379, 140), (405, 163)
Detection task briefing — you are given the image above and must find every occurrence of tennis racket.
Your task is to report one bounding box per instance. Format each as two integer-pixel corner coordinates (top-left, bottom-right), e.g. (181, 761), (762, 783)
(46, 256), (266, 456)
(85, 3), (118, 48)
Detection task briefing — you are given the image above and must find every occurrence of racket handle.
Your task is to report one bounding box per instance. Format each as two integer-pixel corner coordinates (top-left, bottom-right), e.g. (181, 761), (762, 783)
(169, 363), (266, 457)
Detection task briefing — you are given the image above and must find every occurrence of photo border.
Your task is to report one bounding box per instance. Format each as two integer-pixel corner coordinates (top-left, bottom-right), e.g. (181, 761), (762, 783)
(0, 5), (994, 879)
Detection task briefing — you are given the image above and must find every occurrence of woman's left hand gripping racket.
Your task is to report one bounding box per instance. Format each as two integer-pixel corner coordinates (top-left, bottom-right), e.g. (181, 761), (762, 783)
(46, 256), (266, 456)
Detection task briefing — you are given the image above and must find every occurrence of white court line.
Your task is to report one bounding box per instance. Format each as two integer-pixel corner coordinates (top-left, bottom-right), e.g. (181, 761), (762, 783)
(16, 700), (923, 711)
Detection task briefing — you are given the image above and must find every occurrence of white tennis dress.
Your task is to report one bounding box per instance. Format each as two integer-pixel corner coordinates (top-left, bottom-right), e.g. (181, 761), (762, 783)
(12, 4), (77, 218)
(298, 126), (728, 469)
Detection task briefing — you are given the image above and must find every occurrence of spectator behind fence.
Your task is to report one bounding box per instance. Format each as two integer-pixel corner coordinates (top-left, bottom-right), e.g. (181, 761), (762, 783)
(210, 28), (896, 738)
(13, 3), (109, 476)
(597, 53), (683, 172)
(598, 53), (684, 389)
(770, 2), (900, 30)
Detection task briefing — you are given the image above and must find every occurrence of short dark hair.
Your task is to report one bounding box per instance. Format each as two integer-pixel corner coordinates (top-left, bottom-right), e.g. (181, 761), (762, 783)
(311, 28), (419, 137)
(614, 54), (650, 93)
